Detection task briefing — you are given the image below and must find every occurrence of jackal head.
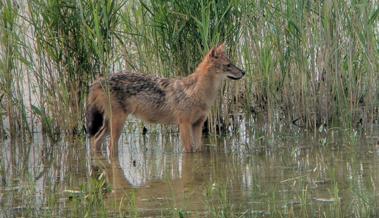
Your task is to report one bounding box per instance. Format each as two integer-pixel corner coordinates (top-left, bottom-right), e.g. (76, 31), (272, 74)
(206, 43), (245, 80)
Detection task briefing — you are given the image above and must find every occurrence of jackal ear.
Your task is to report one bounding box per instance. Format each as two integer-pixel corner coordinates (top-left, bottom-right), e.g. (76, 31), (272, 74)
(216, 43), (225, 53)
(209, 47), (218, 59)
(212, 43), (226, 58)
(209, 43), (225, 59)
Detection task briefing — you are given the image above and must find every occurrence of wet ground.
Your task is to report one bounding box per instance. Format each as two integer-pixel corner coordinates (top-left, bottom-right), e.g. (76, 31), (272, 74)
(1, 122), (378, 217)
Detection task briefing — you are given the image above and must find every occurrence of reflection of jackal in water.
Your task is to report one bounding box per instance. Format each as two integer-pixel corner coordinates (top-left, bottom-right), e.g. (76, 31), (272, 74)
(86, 44), (245, 154)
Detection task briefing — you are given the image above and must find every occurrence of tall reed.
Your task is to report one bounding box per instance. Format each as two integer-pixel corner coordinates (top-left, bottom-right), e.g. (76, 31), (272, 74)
(0, 0), (32, 139)
(238, 0), (379, 129)
(27, 0), (125, 135)
(0, 0), (377, 140)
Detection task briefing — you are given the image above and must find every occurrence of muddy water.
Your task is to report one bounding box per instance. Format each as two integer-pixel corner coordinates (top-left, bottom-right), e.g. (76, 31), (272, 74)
(1, 124), (379, 217)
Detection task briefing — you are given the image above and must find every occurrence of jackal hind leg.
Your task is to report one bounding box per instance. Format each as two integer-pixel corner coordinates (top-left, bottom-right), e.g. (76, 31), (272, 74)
(91, 120), (109, 153)
(109, 112), (127, 156)
(179, 121), (194, 152)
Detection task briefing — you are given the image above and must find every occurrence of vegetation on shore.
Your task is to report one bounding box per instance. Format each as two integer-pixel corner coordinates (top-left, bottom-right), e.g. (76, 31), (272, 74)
(0, 0), (378, 138)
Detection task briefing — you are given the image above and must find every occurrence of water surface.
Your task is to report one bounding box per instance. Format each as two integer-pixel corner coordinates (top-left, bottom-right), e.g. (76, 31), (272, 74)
(1, 123), (378, 217)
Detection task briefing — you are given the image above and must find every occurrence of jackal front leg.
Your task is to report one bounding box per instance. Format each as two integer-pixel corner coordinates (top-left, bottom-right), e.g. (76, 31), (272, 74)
(192, 116), (206, 152)
(91, 121), (108, 153)
(109, 112), (127, 156)
(179, 122), (194, 152)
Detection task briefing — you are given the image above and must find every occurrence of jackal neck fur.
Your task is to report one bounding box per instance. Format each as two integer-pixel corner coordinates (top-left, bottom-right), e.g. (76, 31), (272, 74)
(182, 56), (222, 108)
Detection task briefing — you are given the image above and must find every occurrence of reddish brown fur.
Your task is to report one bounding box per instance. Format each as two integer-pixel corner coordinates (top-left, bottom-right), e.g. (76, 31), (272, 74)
(86, 44), (245, 154)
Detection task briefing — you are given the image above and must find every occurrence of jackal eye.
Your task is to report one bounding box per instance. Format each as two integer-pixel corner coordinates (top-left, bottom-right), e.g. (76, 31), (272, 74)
(226, 64), (231, 68)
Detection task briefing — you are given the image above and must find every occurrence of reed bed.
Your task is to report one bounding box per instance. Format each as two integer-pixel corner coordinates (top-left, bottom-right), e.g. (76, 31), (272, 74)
(0, 0), (378, 140)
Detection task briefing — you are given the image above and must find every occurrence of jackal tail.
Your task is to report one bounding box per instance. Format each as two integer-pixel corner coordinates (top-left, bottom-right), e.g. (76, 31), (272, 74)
(86, 84), (108, 137)
(86, 103), (104, 137)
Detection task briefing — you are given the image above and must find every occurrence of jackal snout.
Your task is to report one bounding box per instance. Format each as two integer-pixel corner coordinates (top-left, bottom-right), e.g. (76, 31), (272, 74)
(208, 43), (245, 80)
(225, 63), (245, 80)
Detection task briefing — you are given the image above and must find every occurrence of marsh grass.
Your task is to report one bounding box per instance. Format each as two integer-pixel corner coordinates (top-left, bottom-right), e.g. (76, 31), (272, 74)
(26, 0), (125, 136)
(0, 0), (32, 140)
(0, 0), (378, 140)
(204, 183), (234, 217)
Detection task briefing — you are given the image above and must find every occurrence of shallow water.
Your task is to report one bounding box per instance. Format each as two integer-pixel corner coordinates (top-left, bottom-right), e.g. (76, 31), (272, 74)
(1, 123), (379, 217)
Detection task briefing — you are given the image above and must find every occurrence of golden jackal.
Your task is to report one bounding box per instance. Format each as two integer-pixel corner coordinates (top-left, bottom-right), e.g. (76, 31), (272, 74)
(86, 44), (244, 153)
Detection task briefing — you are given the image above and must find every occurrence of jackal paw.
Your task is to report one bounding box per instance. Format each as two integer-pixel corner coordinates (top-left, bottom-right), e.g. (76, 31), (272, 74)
(184, 145), (202, 153)
(184, 145), (195, 153)
(193, 146), (202, 152)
